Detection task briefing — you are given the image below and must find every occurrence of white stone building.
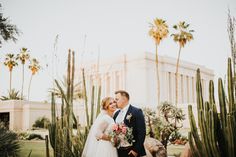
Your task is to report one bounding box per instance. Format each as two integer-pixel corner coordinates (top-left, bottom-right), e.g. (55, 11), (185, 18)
(81, 52), (214, 108)
(79, 52), (214, 128)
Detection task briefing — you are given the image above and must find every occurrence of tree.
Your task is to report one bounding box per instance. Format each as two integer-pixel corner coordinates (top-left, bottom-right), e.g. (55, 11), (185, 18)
(0, 4), (20, 47)
(171, 21), (194, 106)
(149, 18), (169, 107)
(143, 102), (185, 149)
(28, 58), (40, 100)
(3, 53), (18, 92)
(16, 47), (30, 99)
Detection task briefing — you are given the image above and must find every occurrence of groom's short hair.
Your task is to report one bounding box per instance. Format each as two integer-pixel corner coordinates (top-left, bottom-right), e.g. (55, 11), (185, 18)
(115, 90), (129, 100)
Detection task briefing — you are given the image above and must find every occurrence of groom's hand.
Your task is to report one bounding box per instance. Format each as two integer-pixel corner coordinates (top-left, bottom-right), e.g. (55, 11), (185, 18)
(128, 150), (138, 157)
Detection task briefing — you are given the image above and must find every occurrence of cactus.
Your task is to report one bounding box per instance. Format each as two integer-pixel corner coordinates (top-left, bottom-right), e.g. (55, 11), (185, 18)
(96, 85), (102, 117)
(45, 135), (50, 157)
(188, 58), (236, 157)
(48, 49), (102, 157)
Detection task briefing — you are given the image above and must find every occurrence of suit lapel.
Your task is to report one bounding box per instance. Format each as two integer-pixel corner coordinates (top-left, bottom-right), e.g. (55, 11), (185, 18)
(113, 110), (120, 121)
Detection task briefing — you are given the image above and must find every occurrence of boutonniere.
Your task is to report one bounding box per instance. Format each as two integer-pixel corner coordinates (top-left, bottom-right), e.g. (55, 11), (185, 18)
(126, 113), (132, 122)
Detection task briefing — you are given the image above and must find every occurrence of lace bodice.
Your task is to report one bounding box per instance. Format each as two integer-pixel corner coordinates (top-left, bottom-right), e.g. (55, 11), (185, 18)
(95, 114), (115, 139)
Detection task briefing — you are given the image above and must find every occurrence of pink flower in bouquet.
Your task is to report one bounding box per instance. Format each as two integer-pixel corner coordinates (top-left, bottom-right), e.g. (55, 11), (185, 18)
(112, 124), (119, 131)
(122, 127), (127, 134)
(109, 123), (134, 148)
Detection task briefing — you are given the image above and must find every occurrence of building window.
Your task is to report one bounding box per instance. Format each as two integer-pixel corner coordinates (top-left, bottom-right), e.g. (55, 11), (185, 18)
(90, 75), (94, 87)
(106, 75), (111, 96)
(192, 77), (195, 103)
(98, 75), (101, 86)
(187, 76), (189, 102)
(181, 74), (184, 103)
(115, 71), (120, 90)
(168, 72), (172, 102)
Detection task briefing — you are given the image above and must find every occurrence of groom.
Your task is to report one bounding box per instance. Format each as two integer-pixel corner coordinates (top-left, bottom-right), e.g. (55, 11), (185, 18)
(113, 90), (146, 157)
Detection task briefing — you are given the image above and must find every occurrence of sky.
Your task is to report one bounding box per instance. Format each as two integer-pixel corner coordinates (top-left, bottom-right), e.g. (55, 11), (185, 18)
(0, 0), (236, 101)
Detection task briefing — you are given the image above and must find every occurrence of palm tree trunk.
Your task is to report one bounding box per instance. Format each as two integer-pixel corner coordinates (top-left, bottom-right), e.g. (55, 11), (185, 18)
(10, 71), (12, 92)
(155, 44), (160, 107)
(21, 64), (24, 99)
(175, 45), (182, 106)
(28, 74), (33, 100)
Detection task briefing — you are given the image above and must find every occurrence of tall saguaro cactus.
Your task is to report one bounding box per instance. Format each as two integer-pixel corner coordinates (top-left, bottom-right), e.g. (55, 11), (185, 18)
(188, 58), (236, 157)
(48, 49), (102, 157)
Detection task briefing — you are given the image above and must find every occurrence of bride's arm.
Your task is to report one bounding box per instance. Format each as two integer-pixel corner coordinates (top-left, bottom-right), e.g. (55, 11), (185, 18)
(95, 120), (110, 141)
(99, 134), (110, 141)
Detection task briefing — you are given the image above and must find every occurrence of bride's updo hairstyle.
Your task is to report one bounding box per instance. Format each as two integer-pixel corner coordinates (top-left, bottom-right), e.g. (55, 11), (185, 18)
(101, 97), (113, 110)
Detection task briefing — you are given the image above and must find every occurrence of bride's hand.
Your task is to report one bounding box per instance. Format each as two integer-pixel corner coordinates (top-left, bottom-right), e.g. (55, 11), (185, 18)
(99, 134), (111, 141)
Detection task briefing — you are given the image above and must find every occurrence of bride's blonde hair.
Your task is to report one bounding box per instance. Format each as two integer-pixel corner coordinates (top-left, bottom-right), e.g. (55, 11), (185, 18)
(101, 97), (113, 110)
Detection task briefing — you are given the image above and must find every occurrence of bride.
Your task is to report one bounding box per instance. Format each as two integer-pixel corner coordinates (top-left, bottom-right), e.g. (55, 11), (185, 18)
(82, 97), (118, 157)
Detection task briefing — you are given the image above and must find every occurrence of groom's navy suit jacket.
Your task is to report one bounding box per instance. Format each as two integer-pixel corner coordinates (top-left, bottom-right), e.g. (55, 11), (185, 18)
(113, 105), (146, 156)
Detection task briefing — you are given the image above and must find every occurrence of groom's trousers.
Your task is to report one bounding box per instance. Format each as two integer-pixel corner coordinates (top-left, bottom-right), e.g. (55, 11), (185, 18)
(117, 147), (140, 157)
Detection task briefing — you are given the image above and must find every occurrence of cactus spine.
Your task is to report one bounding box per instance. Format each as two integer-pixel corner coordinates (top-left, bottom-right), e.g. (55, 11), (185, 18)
(188, 58), (236, 157)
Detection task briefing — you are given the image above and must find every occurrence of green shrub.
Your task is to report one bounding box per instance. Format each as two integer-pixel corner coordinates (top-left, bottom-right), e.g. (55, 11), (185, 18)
(32, 116), (50, 129)
(144, 101), (185, 149)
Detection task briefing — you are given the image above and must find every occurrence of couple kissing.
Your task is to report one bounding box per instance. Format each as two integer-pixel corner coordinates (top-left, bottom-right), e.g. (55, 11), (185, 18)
(82, 90), (146, 157)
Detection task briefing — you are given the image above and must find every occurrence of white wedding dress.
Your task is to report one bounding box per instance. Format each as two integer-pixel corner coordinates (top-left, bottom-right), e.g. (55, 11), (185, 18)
(82, 111), (118, 157)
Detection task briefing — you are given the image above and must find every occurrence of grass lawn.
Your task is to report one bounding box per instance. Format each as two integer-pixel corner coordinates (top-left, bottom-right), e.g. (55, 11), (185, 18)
(19, 140), (53, 157)
(19, 140), (185, 157)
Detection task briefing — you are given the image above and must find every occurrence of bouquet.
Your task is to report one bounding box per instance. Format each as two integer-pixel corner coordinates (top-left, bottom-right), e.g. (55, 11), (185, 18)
(109, 123), (134, 148)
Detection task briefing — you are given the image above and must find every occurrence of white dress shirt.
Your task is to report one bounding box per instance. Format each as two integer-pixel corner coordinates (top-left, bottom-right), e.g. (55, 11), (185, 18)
(115, 104), (130, 124)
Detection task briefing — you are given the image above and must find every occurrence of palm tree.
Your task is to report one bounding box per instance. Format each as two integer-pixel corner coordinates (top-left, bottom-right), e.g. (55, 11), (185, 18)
(149, 18), (169, 107)
(16, 47), (30, 100)
(171, 21), (194, 106)
(28, 58), (40, 100)
(3, 53), (18, 92)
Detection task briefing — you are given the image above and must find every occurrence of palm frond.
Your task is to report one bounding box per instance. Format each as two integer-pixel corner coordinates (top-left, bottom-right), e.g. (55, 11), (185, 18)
(0, 123), (20, 156)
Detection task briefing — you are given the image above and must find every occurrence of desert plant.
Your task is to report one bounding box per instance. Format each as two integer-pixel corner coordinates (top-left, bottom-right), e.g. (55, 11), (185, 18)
(4, 53), (18, 92)
(149, 18), (169, 107)
(16, 47), (30, 99)
(171, 21), (194, 106)
(144, 103), (185, 149)
(188, 58), (236, 157)
(143, 107), (162, 139)
(32, 116), (50, 129)
(169, 131), (188, 145)
(0, 123), (20, 157)
(49, 76), (84, 100)
(1, 88), (22, 100)
(48, 49), (101, 157)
